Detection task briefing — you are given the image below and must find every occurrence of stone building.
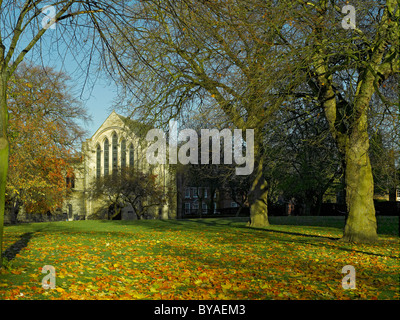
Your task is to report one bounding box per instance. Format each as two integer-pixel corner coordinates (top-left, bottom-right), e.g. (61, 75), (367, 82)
(63, 111), (176, 221)
(175, 167), (244, 218)
(4, 111), (242, 224)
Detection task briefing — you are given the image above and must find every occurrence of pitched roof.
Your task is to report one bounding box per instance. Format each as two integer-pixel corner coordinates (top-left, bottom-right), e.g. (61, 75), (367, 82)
(89, 111), (152, 142)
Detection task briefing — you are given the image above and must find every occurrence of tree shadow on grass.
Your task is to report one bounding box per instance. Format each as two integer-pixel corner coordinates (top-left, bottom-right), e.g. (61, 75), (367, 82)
(245, 225), (341, 241)
(3, 232), (35, 261)
(168, 218), (342, 241)
(110, 217), (339, 240)
(2, 224), (60, 262)
(95, 218), (399, 259)
(155, 219), (399, 259)
(243, 225), (400, 259)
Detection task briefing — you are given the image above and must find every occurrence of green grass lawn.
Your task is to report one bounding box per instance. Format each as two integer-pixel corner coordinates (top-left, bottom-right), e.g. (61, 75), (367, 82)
(0, 216), (399, 300)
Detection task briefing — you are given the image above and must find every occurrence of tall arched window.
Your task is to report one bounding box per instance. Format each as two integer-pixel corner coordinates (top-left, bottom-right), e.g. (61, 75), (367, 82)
(129, 143), (134, 167)
(104, 138), (109, 176)
(67, 204), (73, 220)
(121, 139), (126, 168)
(112, 133), (118, 173)
(96, 144), (101, 178)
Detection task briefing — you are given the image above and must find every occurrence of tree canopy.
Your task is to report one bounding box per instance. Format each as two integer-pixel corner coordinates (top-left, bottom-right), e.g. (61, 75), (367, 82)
(109, 0), (399, 242)
(6, 63), (88, 219)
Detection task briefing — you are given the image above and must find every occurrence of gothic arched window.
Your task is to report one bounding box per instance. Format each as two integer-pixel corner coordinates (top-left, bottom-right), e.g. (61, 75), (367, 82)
(96, 144), (101, 178)
(129, 143), (134, 168)
(112, 133), (118, 172)
(121, 139), (126, 168)
(104, 138), (109, 176)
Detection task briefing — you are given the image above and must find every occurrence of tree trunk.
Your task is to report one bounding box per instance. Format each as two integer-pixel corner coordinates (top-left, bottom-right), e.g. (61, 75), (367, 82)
(198, 197), (203, 218)
(135, 202), (144, 220)
(10, 198), (20, 224)
(235, 205), (243, 217)
(132, 206), (142, 220)
(110, 204), (122, 220)
(315, 193), (323, 216)
(314, 58), (378, 242)
(0, 144), (6, 268)
(341, 112), (378, 243)
(0, 70), (9, 268)
(208, 188), (216, 215)
(247, 158), (269, 228)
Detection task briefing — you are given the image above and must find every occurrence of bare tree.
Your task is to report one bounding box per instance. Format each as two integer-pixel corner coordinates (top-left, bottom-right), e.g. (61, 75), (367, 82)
(109, 0), (299, 228)
(0, 0), (143, 267)
(282, 0), (399, 242)
(90, 168), (166, 220)
(109, 0), (399, 242)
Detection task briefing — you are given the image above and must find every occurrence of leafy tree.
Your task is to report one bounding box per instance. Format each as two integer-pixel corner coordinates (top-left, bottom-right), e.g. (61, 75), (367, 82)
(109, 0), (398, 242)
(0, 0), (147, 267)
(263, 102), (342, 215)
(281, 0), (399, 242)
(187, 161), (223, 217)
(225, 172), (252, 217)
(5, 63), (88, 222)
(90, 172), (125, 220)
(90, 168), (167, 220)
(368, 75), (399, 198)
(111, 0), (298, 228)
(370, 131), (399, 198)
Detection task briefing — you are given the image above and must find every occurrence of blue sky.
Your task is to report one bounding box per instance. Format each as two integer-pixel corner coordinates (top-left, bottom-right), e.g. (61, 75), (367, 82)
(54, 53), (120, 138)
(21, 17), (121, 140)
(5, 5), (120, 140)
(77, 78), (119, 138)
(43, 49), (120, 139)
(50, 63), (120, 139)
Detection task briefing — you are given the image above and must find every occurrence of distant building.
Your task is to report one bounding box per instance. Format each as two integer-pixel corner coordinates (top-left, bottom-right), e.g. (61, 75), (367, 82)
(63, 111), (176, 220)
(389, 187), (400, 202)
(4, 111), (246, 224)
(176, 171), (244, 218)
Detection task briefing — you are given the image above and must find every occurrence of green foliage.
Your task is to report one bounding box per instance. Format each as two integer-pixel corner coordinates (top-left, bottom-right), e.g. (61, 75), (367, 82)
(90, 167), (168, 220)
(6, 63), (88, 216)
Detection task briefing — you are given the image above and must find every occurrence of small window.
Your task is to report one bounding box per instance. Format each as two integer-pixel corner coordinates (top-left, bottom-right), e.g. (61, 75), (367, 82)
(185, 188), (190, 198)
(192, 187), (198, 198)
(204, 188), (208, 198)
(66, 176), (75, 189)
(231, 202), (238, 208)
(184, 203), (191, 214)
(193, 202), (199, 210)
